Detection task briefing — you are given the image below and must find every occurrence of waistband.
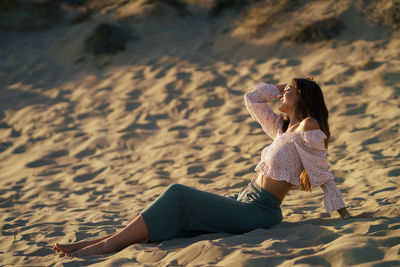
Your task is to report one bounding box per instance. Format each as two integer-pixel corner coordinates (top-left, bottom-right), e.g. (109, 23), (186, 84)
(250, 181), (282, 207)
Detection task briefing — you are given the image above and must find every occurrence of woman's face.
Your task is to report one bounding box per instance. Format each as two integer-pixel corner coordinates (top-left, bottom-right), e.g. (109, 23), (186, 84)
(278, 81), (300, 113)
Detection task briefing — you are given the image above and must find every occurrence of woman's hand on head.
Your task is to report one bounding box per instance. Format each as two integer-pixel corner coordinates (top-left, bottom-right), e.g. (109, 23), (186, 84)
(276, 83), (287, 93)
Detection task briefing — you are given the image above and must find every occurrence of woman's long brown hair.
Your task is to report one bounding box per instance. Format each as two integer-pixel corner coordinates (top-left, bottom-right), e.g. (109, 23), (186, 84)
(282, 77), (331, 191)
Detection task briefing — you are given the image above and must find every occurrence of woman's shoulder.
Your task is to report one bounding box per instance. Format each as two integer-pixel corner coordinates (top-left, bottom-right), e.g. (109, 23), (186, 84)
(299, 117), (320, 132)
(294, 117), (327, 149)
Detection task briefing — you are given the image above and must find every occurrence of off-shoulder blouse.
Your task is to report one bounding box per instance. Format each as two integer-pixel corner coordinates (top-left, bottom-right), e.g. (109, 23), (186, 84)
(244, 82), (345, 213)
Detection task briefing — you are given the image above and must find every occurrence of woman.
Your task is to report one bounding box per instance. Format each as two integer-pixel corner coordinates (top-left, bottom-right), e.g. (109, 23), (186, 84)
(53, 78), (353, 258)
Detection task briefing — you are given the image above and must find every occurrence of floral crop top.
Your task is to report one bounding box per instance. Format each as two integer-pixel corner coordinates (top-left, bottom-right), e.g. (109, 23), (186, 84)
(244, 82), (345, 213)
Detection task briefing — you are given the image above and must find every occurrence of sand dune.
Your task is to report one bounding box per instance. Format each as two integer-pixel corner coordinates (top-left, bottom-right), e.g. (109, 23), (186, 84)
(0, 0), (399, 266)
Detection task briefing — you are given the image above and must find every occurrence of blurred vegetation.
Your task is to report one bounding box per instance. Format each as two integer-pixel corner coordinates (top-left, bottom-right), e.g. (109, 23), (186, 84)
(84, 22), (134, 54)
(287, 17), (344, 42)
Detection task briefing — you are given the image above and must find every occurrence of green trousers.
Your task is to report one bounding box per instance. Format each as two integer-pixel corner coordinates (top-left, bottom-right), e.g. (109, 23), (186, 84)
(141, 182), (282, 241)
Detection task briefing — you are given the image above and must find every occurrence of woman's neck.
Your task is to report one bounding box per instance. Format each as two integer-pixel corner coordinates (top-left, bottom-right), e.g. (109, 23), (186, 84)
(287, 110), (302, 127)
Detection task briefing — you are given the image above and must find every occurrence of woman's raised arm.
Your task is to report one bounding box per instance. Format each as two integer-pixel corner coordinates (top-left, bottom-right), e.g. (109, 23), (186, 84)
(244, 82), (285, 139)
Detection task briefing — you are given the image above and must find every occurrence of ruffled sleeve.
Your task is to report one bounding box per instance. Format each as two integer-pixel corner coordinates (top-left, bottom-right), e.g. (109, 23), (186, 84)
(244, 82), (284, 139)
(294, 130), (346, 213)
(320, 180), (346, 213)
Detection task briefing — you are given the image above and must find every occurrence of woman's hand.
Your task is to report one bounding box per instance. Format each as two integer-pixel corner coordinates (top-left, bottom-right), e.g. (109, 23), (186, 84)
(276, 84), (287, 93)
(337, 207), (351, 219)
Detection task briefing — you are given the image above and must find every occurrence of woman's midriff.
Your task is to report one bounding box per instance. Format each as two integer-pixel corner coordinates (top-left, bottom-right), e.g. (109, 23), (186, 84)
(255, 172), (291, 202)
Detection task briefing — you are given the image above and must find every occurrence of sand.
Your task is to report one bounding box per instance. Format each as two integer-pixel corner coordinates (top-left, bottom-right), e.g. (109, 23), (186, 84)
(0, 0), (399, 266)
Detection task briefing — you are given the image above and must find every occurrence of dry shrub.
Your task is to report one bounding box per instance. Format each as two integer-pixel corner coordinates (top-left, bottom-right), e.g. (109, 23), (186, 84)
(84, 22), (134, 55)
(287, 17), (344, 43)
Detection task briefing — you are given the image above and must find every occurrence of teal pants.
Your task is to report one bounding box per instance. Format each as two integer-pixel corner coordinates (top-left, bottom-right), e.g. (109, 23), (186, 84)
(141, 182), (282, 242)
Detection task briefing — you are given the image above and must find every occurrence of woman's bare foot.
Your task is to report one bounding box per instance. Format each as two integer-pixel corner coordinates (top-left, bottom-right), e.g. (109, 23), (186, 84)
(53, 241), (94, 254)
(53, 233), (115, 254)
(66, 241), (108, 258)
(57, 214), (149, 258)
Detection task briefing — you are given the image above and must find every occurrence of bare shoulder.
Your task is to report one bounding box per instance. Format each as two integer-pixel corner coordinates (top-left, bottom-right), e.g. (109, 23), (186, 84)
(300, 117), (320, 131)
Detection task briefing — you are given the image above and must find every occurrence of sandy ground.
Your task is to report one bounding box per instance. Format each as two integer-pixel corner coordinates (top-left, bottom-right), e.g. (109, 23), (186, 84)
(0, 0), (399, 266)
